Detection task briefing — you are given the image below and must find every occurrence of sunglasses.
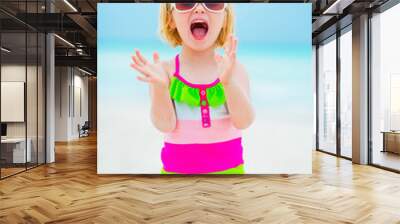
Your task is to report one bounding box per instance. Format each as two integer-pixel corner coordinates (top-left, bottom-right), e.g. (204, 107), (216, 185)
(171, 3), (226, 13)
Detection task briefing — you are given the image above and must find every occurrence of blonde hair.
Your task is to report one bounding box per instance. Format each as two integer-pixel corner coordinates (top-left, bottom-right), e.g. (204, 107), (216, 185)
(159, 3), (234, 48)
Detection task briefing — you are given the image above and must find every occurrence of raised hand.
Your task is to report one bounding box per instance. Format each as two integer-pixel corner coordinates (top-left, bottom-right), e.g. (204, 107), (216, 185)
(215, 35), (238, 85)
(130, 50), (169, 89)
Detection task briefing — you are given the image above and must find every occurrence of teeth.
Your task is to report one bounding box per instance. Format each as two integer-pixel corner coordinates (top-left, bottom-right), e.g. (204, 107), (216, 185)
(192, 19), (207, 24)
(191, 20), (208, 30)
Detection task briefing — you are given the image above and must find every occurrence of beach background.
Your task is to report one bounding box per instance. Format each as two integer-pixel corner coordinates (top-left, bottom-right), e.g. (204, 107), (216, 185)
(97, 3), (313, 174)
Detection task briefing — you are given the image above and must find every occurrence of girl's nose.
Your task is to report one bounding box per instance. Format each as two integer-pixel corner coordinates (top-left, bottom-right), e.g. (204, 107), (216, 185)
(194, 3), (205, 14)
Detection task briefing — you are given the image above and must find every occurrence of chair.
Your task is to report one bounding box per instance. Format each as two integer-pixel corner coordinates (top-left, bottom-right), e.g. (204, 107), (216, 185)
(79, 121), (90, 138)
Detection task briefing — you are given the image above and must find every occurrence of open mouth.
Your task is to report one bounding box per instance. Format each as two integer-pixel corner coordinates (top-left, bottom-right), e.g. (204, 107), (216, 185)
(190, 20), (208, 40)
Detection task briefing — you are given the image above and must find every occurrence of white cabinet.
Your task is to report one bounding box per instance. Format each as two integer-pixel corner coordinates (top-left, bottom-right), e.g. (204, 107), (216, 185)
(1, 138), (32, 163)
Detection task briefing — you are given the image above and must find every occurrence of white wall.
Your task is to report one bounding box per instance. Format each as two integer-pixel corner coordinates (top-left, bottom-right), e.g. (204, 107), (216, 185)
(55, 67), (70, 141)
(55, 67), (89, 141)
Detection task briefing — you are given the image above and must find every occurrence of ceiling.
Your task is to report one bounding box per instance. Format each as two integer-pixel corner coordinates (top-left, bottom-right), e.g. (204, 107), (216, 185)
(0, 0), (393, 75)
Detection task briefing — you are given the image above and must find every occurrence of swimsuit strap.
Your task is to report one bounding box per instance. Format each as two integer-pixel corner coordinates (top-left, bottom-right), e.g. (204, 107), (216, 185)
(174, 54), (180, 76)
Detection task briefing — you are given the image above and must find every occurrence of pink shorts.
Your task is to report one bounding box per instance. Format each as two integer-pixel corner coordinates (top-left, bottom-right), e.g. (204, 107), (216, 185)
(161, 138), (244, 174)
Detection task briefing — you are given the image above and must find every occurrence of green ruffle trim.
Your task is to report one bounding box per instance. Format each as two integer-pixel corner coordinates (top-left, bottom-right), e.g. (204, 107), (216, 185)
(161, 164), (244, 174)
(169, 76), (226, 108)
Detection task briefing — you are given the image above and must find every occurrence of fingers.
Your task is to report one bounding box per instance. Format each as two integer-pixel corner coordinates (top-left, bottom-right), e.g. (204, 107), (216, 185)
(130, 63), (149, 77)
(229, 35), (237, 54)
(136, 75), (152, 83)
(153, 52), (160, 64)
(224, 35), (232, 54)
(231, 37), (237, 54)
(132, 64), (153, 83)
(130, 50), (162, 85)
(229, 38), (237, 59)
(130, 62), (140, 71)
(229, 35), (234, 53)
(223, 35), (237, 57)
(217, 35), (237, 69)
(135, 49), (148, 65)
(130, 51), (151, 77)
(131, 55), (143, 67)
(131, 49), (149, 68)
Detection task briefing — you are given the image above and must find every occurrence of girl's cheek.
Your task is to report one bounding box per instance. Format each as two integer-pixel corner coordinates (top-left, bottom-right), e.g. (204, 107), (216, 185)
(172, 13), (186, 29)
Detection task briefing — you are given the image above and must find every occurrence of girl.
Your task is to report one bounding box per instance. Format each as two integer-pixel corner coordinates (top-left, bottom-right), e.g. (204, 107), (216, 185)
(130, 3), (254, 174)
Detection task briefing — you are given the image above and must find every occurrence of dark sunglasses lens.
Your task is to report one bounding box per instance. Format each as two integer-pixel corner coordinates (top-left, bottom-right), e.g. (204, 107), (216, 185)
(175, 3), (196, 11)
(204, 3), (225, 11)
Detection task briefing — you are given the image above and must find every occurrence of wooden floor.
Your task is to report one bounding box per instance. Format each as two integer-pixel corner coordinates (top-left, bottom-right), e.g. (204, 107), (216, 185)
(0, 167), (26, 178)
(1, 163), (44, 178)
(1, 135), (400, 224)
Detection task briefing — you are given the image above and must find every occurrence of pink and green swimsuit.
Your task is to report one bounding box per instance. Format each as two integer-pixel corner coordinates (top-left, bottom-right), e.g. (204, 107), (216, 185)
(161, 55), (244, 174)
